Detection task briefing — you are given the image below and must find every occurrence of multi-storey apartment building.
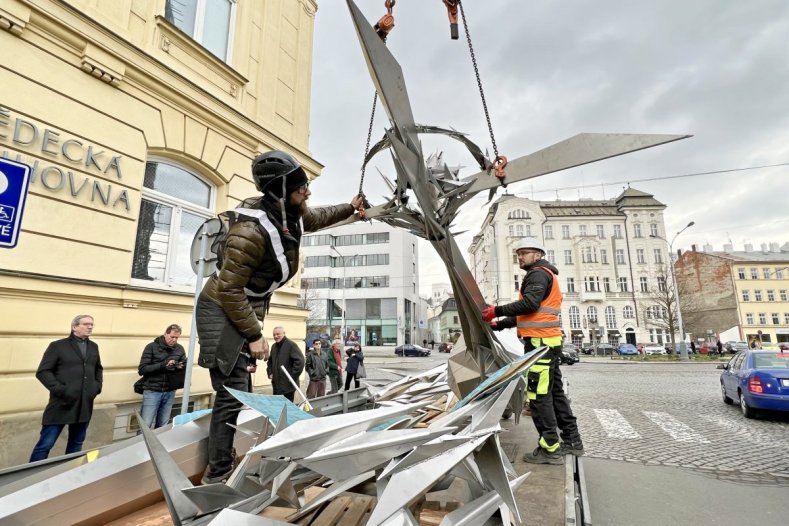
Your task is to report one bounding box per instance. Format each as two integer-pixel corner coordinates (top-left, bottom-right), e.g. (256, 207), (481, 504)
(676, 243), (789, 345)
(300, 222), (423, 348)
(469, 189), (674, 347)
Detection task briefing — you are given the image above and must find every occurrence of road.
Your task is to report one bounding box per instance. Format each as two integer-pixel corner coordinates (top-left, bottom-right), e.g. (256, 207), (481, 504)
(360, 350), (789, 525)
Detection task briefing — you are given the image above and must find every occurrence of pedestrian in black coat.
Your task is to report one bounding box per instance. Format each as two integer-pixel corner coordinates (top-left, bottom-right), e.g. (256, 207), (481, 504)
(266, 326), (304, 402)
(30, 315), (103, 462)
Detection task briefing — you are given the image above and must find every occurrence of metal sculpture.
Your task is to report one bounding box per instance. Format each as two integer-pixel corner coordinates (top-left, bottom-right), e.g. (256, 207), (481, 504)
(337, 0), (689, 400)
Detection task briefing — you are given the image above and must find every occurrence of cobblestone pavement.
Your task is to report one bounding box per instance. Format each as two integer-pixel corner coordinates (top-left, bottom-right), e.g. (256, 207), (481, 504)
(562, 359), (789, 485)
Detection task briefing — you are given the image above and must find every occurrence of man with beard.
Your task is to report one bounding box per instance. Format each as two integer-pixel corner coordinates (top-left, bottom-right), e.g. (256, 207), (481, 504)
(481, 237), (583, 465)
(196, 150), (364, 484)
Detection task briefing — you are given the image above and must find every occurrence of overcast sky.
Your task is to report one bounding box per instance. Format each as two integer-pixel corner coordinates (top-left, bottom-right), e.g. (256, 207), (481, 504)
(307, 0), (789, 297)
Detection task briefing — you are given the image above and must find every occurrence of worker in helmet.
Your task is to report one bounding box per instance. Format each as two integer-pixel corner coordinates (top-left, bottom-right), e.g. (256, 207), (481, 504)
(480, 237), (583, 465)
(196, 150), (364, 484)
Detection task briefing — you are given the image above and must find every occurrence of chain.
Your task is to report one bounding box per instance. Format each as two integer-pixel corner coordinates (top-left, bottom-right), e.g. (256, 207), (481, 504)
(458, 0), (498, 161)
(359, 92), (378, 195)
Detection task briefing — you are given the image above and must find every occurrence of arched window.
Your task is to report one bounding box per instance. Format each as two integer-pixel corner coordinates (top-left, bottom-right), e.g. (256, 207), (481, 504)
(569, 306), (581, 329)
(131, 160), (215, 289)
(605, 306), (617, 328)
(587, 306), (598, 324)
(623, 305), (635, 319)
(507, 209), (529, 220)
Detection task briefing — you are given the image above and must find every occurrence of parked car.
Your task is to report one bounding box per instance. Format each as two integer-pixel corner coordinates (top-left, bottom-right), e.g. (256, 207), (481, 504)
(438, 342), (453, 353)
(719, 350), (789, 418)
(616, 343), (638, 356)
(643, 344), (667, 355)
(394, 344), (431, 357)
(593, 343), (615, 356)
(581, 344), (595, 355)
(725, 341), (749, 354)
(561, 345), (580, 365)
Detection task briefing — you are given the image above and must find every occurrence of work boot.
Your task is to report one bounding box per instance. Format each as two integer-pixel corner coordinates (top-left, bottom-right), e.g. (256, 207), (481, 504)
(522, 446), (563, 465)
(200, 448), (238, 485)
(560, 439), (585, 456)
(522, 405), (532, 417)
(501, 408), (513, 420)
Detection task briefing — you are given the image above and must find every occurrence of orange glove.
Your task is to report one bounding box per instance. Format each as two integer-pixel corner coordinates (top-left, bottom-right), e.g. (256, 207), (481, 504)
(481, 305), (496, 322)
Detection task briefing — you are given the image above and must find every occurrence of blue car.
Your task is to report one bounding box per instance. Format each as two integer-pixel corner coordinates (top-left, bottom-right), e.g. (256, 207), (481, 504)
(616, 343), (638, 356)
(719, 350), (789, 418)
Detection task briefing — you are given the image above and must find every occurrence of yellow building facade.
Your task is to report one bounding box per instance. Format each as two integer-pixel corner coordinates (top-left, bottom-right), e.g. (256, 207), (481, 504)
(731, 261), (789, 346)
(0, 0), (319, 467)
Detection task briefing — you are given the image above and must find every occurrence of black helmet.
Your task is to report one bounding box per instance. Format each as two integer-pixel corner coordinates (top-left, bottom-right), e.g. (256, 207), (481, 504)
(251, 150), (309, 197)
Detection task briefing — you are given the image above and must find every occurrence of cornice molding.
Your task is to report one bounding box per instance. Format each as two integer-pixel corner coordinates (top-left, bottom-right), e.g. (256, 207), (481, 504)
(0, 1), (30, 36)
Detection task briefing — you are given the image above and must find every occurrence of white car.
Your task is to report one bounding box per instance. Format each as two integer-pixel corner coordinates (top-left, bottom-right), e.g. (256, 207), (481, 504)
(644, 344), (667, 355)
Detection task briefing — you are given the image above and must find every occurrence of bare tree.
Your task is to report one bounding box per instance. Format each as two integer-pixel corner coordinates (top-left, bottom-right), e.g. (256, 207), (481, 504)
(643, 270), (699, 347)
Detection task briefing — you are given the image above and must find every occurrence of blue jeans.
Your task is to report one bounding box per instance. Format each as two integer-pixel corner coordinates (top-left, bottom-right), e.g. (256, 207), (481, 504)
(30, 422), (89, 462)
(140, 390), (176, 429)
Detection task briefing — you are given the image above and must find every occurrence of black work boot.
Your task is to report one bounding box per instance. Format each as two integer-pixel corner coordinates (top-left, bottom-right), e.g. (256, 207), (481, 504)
(522, 446), (563, 465)
(560, 439), (585, 456)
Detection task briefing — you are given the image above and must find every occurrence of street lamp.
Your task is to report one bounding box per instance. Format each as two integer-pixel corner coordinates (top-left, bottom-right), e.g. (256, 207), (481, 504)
(652, 221), (695, 361)
(331, 246), (357, 343)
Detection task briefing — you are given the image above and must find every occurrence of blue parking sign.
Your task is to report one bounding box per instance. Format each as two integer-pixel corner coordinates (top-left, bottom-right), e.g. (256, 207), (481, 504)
(0, 158), (32, 249)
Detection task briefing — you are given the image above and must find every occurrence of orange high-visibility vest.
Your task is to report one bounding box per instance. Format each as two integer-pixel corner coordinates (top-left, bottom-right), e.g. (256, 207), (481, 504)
(516, 267), (562, 338)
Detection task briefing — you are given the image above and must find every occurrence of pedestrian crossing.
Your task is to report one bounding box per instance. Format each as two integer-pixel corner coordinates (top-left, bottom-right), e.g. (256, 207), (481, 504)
(587, 408), (711, 444)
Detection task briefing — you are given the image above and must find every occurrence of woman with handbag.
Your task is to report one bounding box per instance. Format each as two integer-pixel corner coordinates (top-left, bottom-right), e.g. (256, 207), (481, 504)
(344, 344), (365, 390)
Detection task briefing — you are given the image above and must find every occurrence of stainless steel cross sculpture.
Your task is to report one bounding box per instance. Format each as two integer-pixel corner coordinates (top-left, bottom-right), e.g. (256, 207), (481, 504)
(338, 0), (689, 397)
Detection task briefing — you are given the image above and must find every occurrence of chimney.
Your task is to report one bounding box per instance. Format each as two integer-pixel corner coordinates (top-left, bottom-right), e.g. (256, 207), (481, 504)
(761, 243), (769, 254)
(723, 243), (733, 253)
(770, 242), (780, 252)
(691, 244), (697, 252)
(744, 243), (753, 252)
(703, 243), (713, 252)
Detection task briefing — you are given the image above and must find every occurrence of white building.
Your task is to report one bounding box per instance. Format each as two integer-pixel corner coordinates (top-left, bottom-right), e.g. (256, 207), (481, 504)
(468, 189), (673, 346)
(301, 222), (423, 348)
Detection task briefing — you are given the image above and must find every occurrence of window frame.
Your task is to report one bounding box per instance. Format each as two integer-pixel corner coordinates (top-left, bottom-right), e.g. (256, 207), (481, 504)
(167, 0), (238, 63)
(130, 158), (216, 292)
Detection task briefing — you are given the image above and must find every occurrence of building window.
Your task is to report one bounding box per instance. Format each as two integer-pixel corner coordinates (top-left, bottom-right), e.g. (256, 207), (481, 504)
(566, 277), (576, 293)
(616, 249), (626, 265)
(597, 225), (605, 239)
(514, 275), (520, 291)
(544, 225), (553, 239)
(569, 306), (581, 328)
(605, 306), (616, 328)
(584, 276), (600, 292)
(515, 224), (524, 237)
(335, 232), (390, 246)
(742, 290), (750, 302)
(165, 0), (237, 62)
(763, 268), (771, 279)
(738, 268), (746, 279)
(508, 225), (514, 237)
(564, 250), (573, 265)
(640, 277), (649, 292)
(303, 234), (332, 246)
(657, 276), (667, 292)
(781, 290), (788, 301)
(772, 313), (780, 324)
(785, 313), (789, 324)
(633, 224), (642, 238)
(618, 277), (628, 292)
(582, 247), (597, 263)
(525, 224), (532, 237)
(587, 306), (598, 323)
(546, 250), (555, 263)
(754, 290), (762, 301)
(767, 290), (775, 301)
(776, 268), (785, 279)
(508, 209), (529, 219)
(746, 313), (754, 324)
(613, 224), (622, 239)
(654, 249), (663, 264)
(603, 277), (611, 292)
(650, 223), (658, 237)
(562, 225), (571, 239)
(623, 305), (634, 319)
(636, 249), (645, 264)
(601, 249), (608, 264)
(758, 313), (767, 324)
(131, 161), (214, 288)
(579, 225), (588, 236)
(751, 268), (758, 279)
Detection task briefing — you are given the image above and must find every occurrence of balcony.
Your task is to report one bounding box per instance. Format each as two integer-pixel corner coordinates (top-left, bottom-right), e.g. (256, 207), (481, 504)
(580, 290), (605, 302)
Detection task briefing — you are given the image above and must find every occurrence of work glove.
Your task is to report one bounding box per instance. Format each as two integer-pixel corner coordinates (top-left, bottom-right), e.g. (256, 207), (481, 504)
(481, 304), (496, 322)
(489, 320), (503, 331)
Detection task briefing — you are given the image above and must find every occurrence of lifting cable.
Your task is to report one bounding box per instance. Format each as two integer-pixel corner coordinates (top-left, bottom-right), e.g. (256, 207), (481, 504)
(456, 0), (507, 183)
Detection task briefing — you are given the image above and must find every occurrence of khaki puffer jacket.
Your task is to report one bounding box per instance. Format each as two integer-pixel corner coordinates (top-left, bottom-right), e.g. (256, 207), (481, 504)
(201, 199), (354, 343)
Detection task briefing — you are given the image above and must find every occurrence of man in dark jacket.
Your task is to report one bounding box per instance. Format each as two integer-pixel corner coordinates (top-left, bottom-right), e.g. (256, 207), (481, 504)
(196, 149), (364, 484)
(481, 237), (583, 465)
(30, 315), (103, 462)
(305, 339), (329, 398)
(137, 324), (186, 429)
(266, 326), (305, 401)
